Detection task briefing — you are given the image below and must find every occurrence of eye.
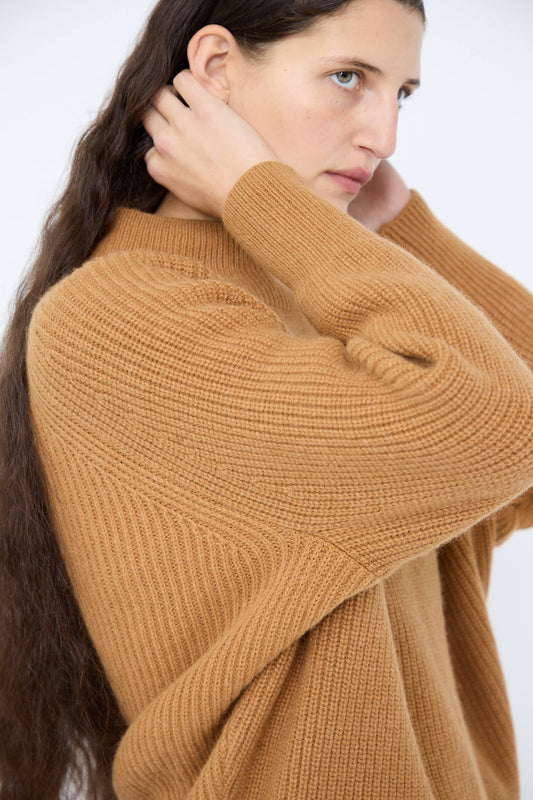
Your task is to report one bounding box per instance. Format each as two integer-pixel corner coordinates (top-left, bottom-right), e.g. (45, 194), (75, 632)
(330, 71), (362, 91)
(397, 87), (413, 109)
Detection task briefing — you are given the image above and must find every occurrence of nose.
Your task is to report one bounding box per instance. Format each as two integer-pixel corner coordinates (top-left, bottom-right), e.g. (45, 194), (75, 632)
(352, 96), (399, 160)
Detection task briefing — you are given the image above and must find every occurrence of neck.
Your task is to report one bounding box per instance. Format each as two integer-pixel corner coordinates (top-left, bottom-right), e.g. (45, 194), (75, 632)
(154, 191), (218, 221)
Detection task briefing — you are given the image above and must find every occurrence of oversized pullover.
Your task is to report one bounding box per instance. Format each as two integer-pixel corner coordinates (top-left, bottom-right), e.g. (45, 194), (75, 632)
(26, 161), (533, 799)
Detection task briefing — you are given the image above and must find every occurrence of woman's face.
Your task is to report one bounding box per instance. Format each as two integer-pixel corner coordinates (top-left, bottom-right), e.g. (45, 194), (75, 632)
(226, 0), (424, 212)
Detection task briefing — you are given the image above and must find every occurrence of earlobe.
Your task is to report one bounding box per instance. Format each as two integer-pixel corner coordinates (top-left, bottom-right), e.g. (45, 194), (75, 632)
(186, 24), (234, 103)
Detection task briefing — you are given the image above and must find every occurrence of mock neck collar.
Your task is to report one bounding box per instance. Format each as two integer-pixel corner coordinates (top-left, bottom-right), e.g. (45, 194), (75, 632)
(93, 207), (256, 274)
(91, 206), (300, 314)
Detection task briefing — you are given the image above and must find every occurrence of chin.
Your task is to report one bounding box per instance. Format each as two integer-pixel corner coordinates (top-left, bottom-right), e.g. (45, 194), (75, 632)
(324, 195), (350, 214)
(309, 181), (349, 214)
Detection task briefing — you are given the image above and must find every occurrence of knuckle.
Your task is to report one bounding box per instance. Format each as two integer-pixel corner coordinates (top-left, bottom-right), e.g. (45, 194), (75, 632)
(172, 74), (184, 92)
(151, 86), (166, 107)
(155, 130), (174, 158)
(146, 154), (163, 183)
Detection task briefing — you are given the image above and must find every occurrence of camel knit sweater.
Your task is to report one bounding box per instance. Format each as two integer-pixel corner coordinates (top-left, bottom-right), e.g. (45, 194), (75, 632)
(27, 161), (533, 799)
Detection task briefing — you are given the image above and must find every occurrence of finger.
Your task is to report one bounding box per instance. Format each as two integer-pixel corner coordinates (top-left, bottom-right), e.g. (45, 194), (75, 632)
(150, 85), (187, 122)
(144, 146), (164, 184)
(172, 69), (214, 109)
(143, 106), (168, 140)
(144, 145), (156, 165)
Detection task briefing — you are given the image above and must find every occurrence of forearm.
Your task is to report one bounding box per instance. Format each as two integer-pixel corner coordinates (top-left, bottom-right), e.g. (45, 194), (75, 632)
(379, 191), (533, 536)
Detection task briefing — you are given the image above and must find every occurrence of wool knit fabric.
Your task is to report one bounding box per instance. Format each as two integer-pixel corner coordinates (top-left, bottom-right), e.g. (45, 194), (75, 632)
(27, 161), (533, 799)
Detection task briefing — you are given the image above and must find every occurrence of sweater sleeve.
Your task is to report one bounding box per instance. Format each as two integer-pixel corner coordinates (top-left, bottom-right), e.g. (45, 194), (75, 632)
(220, 162), (533, 548)
(379, 190), (533, 540)
(26, 160), (533, 797)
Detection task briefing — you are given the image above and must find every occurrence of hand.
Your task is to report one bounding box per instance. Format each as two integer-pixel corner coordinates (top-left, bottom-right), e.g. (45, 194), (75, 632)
(347, 160), (412, 233)
(143, 70), (279, 219)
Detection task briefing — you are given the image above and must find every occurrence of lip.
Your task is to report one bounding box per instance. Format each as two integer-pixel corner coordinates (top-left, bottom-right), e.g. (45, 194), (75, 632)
(328, 167), (372, 184)
(324, 167), (373, 196)
(325, 172), (362, 196)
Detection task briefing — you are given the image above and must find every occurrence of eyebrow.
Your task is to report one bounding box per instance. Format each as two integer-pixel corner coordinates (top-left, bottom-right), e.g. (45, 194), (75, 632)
(319, 57), (421, 87)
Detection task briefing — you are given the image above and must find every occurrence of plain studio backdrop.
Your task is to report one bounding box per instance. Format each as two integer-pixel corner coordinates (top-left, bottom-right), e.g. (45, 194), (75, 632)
(1, 0), (533, 796)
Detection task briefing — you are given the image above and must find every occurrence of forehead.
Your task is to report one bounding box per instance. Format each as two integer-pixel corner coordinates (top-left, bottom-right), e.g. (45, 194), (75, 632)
(270, 0), (424, 72)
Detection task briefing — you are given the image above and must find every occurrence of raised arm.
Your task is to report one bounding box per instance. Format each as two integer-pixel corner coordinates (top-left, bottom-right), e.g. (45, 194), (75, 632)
(379, 191), (533, 538)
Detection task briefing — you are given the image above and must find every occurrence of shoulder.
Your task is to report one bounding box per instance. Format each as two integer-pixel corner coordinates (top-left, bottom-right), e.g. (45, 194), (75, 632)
(25, 249), (215, 471)
(30, 249), (210, 331)
(29, 247), (274, 339)
(25, 245), (286, 487)
(26, 247), (282, 404)
(26, 249), (210, 408)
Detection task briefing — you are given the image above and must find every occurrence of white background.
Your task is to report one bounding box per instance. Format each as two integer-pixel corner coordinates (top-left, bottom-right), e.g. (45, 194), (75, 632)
(2, 0), (533, 795)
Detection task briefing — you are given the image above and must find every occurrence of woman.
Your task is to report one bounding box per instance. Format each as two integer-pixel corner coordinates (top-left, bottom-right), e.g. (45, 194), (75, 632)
(2, 0), (533, 797)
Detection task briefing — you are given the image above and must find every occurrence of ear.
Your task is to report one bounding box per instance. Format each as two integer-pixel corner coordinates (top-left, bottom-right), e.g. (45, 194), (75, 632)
(187, 25), (240, 103)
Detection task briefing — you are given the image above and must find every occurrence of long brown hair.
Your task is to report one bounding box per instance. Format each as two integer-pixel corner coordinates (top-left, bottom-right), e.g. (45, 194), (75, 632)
(0, 0), (426, 797)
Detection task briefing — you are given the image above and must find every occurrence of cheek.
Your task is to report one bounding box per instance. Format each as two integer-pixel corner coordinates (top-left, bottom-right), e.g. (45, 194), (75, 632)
(232, 77), (344, 172)
(278, 105), (344, 174)
(271, 83), (349, 166)
(266, 96), (339, 165)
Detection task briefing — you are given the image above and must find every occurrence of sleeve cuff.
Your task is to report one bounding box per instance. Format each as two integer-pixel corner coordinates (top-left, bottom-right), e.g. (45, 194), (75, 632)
(378, 190), (435, 245)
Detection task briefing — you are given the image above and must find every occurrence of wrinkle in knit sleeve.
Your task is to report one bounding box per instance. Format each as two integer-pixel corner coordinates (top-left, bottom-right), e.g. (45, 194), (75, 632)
(26, 161), (533, 797)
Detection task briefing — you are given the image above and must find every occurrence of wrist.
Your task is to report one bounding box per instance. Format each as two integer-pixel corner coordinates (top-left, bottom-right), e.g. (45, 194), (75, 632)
(222, 155), (281, 215)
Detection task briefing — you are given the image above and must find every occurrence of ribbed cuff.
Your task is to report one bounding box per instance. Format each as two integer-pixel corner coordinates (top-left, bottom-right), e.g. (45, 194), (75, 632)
(378, 190), (438, 250)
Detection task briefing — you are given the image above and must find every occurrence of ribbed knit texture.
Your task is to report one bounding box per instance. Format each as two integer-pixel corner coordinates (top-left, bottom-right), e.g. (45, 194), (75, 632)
(26, 161), (533, 799)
